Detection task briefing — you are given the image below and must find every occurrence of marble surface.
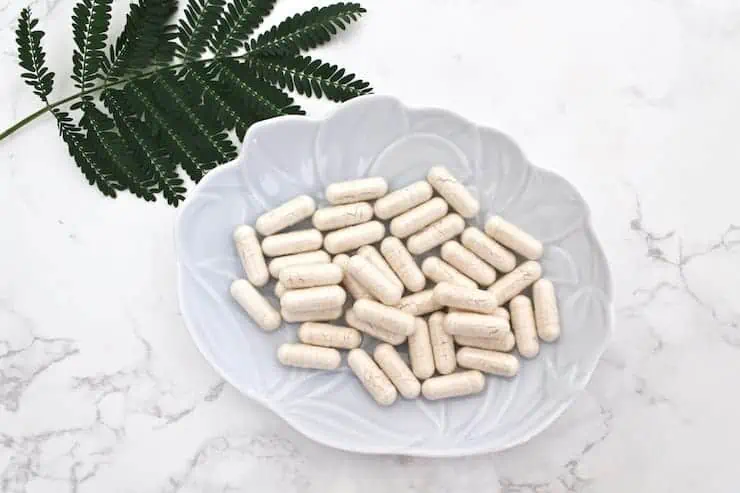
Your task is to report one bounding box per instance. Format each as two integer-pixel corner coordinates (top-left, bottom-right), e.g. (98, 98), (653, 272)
(1, 0), (739, 491)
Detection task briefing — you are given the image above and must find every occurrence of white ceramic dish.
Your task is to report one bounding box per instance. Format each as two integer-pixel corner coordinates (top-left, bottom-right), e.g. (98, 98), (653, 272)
(175, 95), (613, 457)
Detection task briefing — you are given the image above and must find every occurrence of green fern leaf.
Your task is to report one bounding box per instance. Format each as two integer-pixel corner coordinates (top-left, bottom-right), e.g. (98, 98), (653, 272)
(210, 0), (275, 57)
(248, 54), (371, 102)
(71, 0), (113, 100)
(16, 8), (55, 102)
(247, 3), (365, 56)
(103, 0), (178, 81)
(178, 0), (226, 60)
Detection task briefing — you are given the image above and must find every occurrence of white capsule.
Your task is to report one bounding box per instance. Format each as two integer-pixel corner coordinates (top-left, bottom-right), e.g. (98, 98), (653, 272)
(261, 229), (323, 257)
(426, 166), (480, 218)
(487, 261), (542, 304)
(484, 216), (543, 260)
(433, 282), (499, 314)
(533, 279), (561, 342)
(277, 343), (341, 370)
(312, 202), (374, 231)
(456, 347), (519, 377)
(441, 240), (497, 286)
(348, 348), (398, 406)
(281, 307), (343, 323)
(454, 333), (516, 352)
(326, 177), (388, 205)
(421, 370), (486, 401)
(255, 195), (316, 236)
(323, 221), (385, 254)
(347, 255), (403, 306)
(443, 312), (511, 339)
(358, 245), (403, 292)
(461, 227), (517, 273)
(397, 289), (443, 316)
(510, 295), (539, 358)
(494, 306), (510, 320)
(353, 299), (416, 336)
(390, 197), (448, 239)
(421, 257), (478, 289)
(280, 285), (346, 313)
(407, 214), (466, 255)
(268, 250), (331, 278)
(428, 312), (457, 375)
(345, 308), (406, 345)
(380, 237), (426, 293)
(374, 344), (421, 399)
(279, 263), (343, 289)
(230, 279), (282, 331)
(233, 225), (269, 287)
(298, 322), (362, 349)
(332, 254), (372, 300)
(374, 181), (434, 220)
(408, 317), (435, 379)
(274, 281), (287, 298)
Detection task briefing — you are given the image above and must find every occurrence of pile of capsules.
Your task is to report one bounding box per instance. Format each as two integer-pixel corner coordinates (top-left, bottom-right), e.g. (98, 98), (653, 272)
(230, 166), (560, 406)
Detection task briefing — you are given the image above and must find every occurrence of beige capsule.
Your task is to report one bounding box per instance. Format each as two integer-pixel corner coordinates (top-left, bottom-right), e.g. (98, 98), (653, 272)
(428, 312), (457, 375)
(421, 370), (486, 401)
(261, 229), (323, 257)
(298, 322), (362, 349)
(457, 347), (519, 377)
(374, 344), (421, 399)
(312, 202), (374, 231)
(353, 299), (416, 336)
(233, 225), (269, 287)
(277, 343), (341, 370)
(494, 306), (510, 320)
(461, 227), (517, 273)
(348, 348), (398, 406)
(487, 261), (542, 304)
(280, 285), (346, 313)
(454, 332), (516, 352)
(230, 279), (282, 331)
(281, 307), (343, 323)
(348, 255), (403, 306)
(484, 216), (543, 260)
(274, 281), (287, 298)
(374, 181), (433, 220)
(332, 254), (372, 300)
(407, 317), (435, 379)
(255, 195), (316, 236)
(380, 237), (426, 293)
(326, 177), (388, 205)
(397, 290), (443, 316)
(510, 295), (539, 358)
(433, 282), (499, 314)
(533, 279), (561, 342)
(426, 166), (480, 218)
(324, 221), (385, 254)
(345, 308), (406, 345)
(443, 311), (511, 339)
(421, 257), (478, 289)
(441, 240), (497, 286)
(279, 263), (343, 289)
(268, 250), (331, 278)
(389, 197), (448, 239)
(407, 214), (466, 255)
(358, 245), (404, 292)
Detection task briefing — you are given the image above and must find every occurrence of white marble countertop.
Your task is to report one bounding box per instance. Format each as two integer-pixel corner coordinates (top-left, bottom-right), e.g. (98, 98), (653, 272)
(2, 0), (739, 491)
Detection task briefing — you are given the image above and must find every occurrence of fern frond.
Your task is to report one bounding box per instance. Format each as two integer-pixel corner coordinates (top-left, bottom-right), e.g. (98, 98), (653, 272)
(71, 0), (113, 99)
(178, 0), (225, 60)
(247, 3), (365, 56)
(248, 54), (371, 102)
(211, 0), (275, 57)
(16, 8), (55, 103)
(103, 0), (178, 81)
(102, 89), (186, 205)
(218, 59), (303, 118)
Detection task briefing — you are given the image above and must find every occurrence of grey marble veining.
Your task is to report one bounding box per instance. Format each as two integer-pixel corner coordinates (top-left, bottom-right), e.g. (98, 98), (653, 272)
(2, 0), (739, 491)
